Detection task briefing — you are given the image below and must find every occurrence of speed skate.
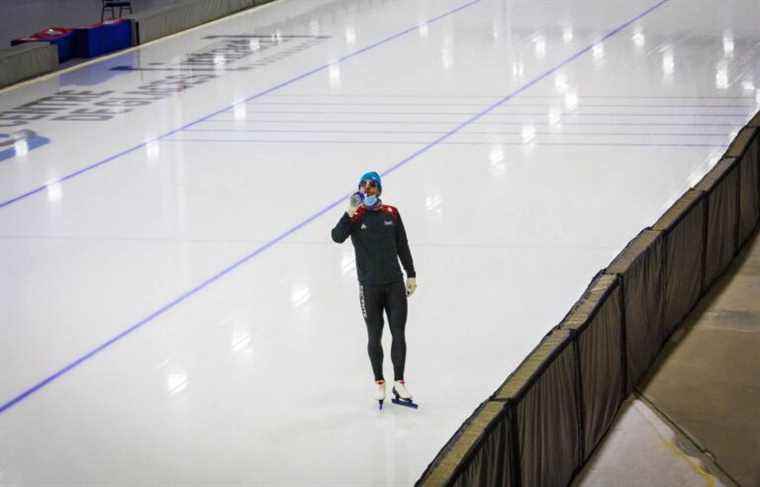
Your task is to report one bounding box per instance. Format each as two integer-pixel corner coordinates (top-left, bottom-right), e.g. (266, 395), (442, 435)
(391, 380), (418, 409)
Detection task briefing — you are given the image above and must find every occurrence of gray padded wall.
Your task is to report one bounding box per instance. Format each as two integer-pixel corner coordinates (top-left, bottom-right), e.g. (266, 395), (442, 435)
(0, 43), (58, 88)
(130, 0), (259, 44)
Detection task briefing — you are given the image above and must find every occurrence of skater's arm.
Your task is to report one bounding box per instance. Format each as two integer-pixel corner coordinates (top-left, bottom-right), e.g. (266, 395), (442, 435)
(395, 212), (416, 278)
(331, 212), (357, 243)
(332, 194), (367, 243)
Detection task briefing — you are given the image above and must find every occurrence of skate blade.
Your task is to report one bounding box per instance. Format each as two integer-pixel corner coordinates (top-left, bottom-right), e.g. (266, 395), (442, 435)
(391, 398), (418, 409)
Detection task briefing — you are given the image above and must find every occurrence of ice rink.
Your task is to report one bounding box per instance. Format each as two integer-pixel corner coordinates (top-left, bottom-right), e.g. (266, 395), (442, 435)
(1, 0), (758, 484)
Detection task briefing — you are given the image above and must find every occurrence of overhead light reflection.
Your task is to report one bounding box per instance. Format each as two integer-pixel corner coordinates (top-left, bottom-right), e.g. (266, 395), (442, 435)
(249, 39), (260, 51)
(441, 35), (454, 69)
(418, 22), (429, 39)
(592, 44), (604, 59)
(716, 62), (729, 90)
(341, 252), (356, 275)
(167, 372), (188, 396)
(425, 193), (443, 214)
(489, 145), (504, 164)
(513, 61), (525, 78)
(329, 62), (341, 88)
(548, 107), (562, 127)
(565, 92), (579, 111)
(555, 72), (569, 93)
(489, 145), (506, 176)
(146, 139), (160, 160)
(723, 32), (734, 57)
(662, 48), (674, 78)
(441, 48), (453, 70)
(291, 283), (311, 308)
(234, 103), (247, 120)
(231, 327), (252, 353)
(47, 182), (62, 202)
(14, 139), (29, 157)
(563, 26), (573, 44)
(592, 43), (605, 67)
(345, 26), (356, 45)
(632, 29), (645, 48)
(521, 124), (536, 143)
(534, 36), (546, 59)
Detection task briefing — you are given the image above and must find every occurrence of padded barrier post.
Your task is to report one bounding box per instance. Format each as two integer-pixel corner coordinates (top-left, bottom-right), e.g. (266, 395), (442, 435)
(652, 189), (707, 337)
(560, 274), (626, 461)
(606, 229), (665, 390)
(693, 157), (741, 289)
(492, 329), (581, 487)
(726, 126), (760, 246)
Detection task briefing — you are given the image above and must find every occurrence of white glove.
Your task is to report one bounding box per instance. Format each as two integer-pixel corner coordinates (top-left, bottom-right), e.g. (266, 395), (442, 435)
(405, 277), (417, 297)
(347, 192), (363, 218)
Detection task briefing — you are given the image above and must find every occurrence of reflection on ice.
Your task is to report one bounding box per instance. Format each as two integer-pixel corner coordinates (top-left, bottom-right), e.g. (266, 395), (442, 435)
(562, 26), (573, 44)
(632, 29), (645, 48)
(723, 32), (734, 57)
(46, 182), (63, 203)
(715, 62), (729, 90)
(167, 372), (188, 396)
(291, 283), (311, 308)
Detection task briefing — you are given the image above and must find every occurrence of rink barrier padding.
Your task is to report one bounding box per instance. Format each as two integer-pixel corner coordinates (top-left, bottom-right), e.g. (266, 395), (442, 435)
(606, 228), (665, 390)
(748, 112), (760, 128)
(726, 127), (760, 246)
(694, 157), (741, 289)
(417, 113), (760, 486)
(492, 328), (581, 487)
(0, 43), (59, 89)
(128, 0), (262, 45)
(559, 274), (626, 461)
(652, 189), (707, 336)
(416, 401), (514, 487)
(418, 329), (580, 487)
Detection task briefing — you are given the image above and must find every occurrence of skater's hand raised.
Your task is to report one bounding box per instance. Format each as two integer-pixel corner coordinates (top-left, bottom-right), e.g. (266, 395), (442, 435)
(406, 277), (417, 297)
(347, 192), (363, 217)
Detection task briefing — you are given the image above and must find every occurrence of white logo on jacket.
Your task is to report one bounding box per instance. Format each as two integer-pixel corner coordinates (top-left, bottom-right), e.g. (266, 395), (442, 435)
(361, 223), (367, 230)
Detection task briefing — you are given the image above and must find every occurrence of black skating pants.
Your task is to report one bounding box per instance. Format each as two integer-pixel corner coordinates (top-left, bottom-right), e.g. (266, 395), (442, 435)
(359, 281), (408, 382)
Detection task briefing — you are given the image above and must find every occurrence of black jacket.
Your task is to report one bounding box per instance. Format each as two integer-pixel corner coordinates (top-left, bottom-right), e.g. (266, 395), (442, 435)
(331, 204), (416, 286)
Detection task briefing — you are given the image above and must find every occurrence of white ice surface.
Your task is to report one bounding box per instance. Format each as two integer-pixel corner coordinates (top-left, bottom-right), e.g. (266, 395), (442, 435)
(1, 0), (759, 485)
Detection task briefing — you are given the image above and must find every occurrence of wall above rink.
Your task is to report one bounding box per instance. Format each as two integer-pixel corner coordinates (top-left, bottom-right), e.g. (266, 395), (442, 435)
(127, 0), (265, 45)
(0, 0), (277, 89)
(0, 42), (59, 89)
(416, 113), (760, 487)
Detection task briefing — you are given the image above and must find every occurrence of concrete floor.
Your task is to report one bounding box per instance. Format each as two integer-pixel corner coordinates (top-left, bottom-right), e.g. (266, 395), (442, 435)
(574, 397), (733, 487)
(576, 230), (760, 487)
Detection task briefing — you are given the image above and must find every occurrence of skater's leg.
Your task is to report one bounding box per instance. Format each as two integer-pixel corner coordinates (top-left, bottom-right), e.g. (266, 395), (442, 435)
(385, 281), (408, 381)
(360, 284), (385, 381)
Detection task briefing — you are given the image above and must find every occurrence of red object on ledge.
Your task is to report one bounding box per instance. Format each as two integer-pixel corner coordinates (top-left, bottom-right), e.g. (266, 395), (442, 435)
(11, 28), (76, 62)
